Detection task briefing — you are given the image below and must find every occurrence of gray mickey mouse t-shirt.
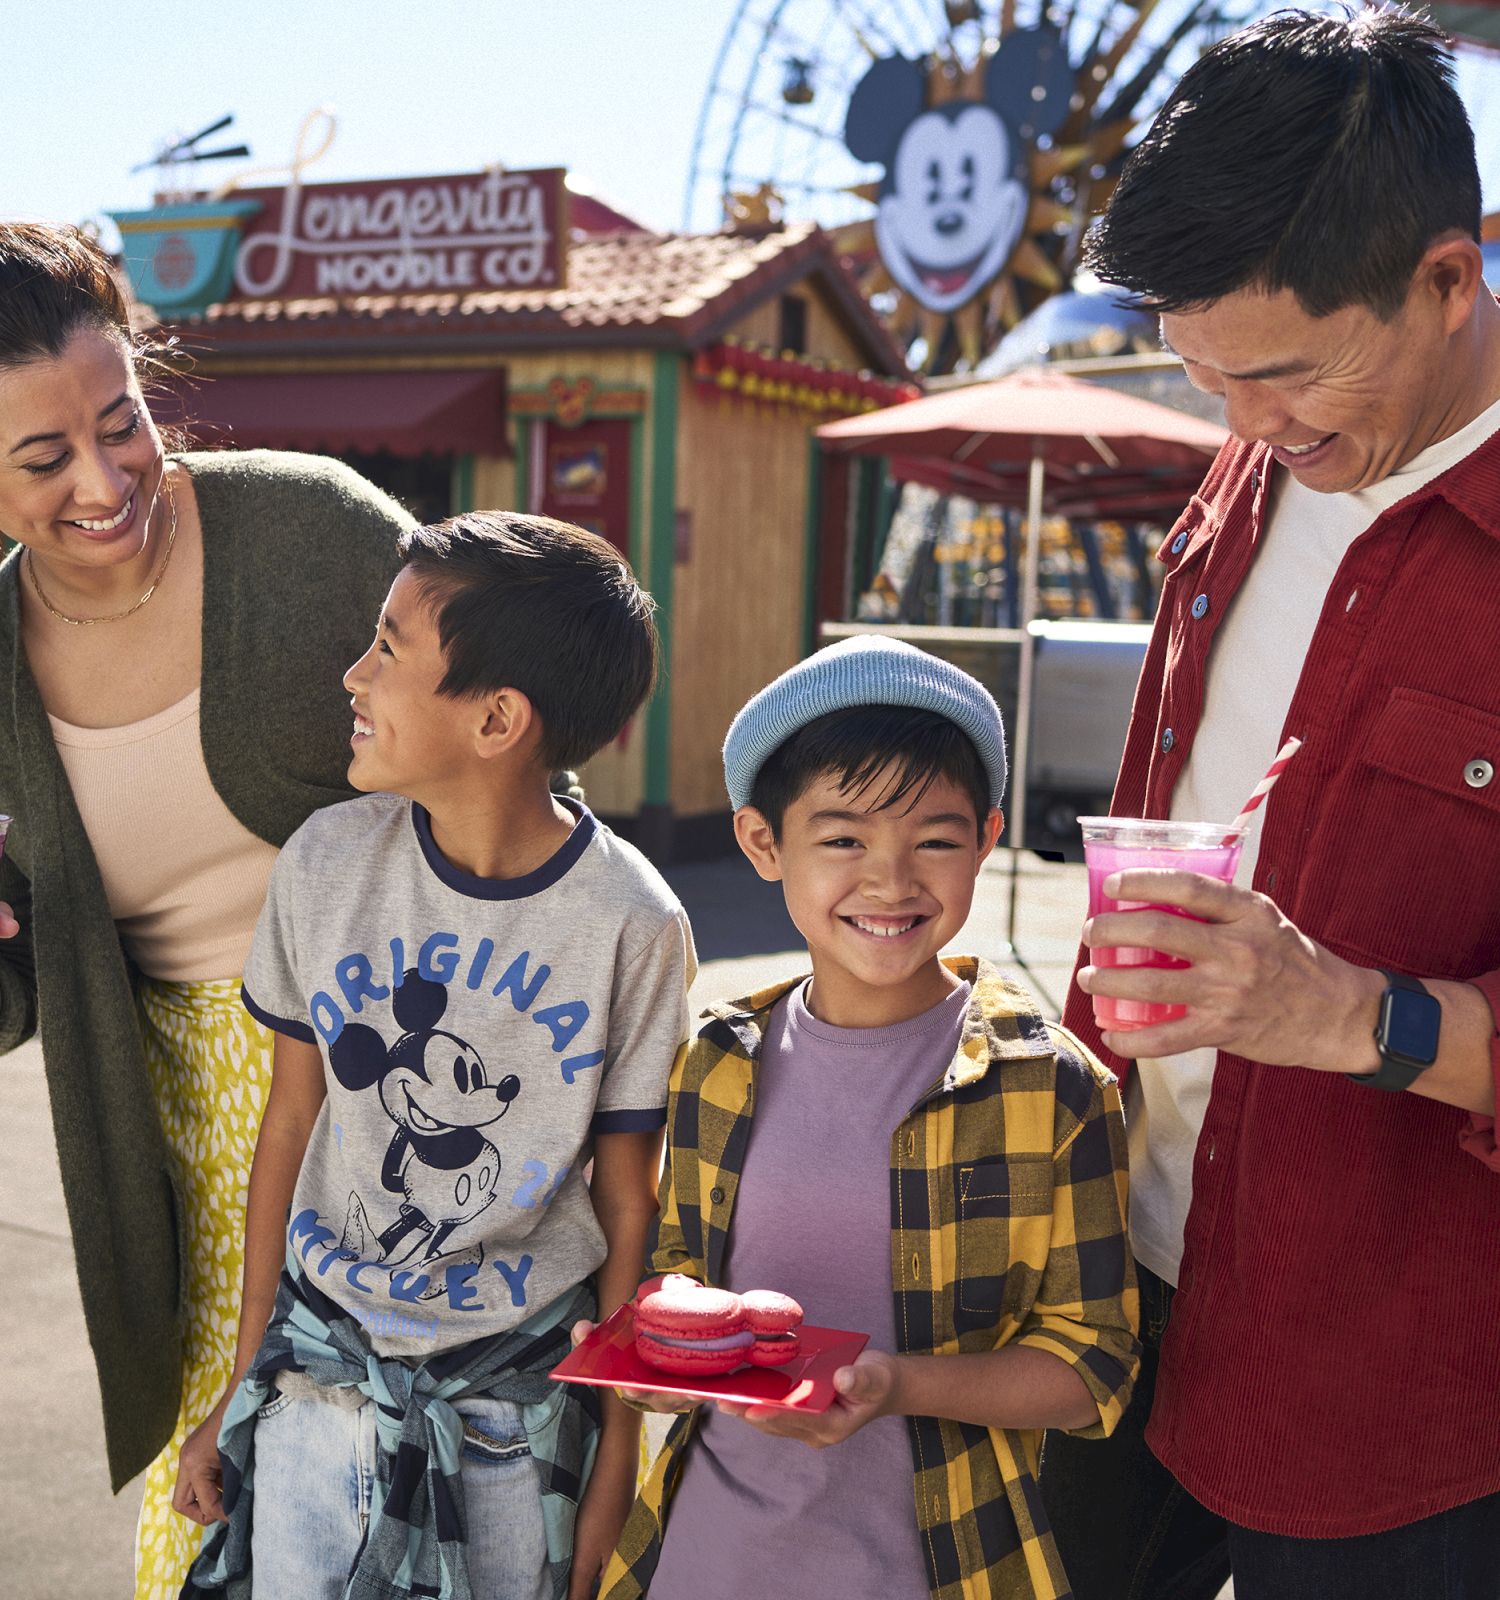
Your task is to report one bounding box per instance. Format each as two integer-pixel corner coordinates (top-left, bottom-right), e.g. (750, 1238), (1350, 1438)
(243, 793), (694, 1357)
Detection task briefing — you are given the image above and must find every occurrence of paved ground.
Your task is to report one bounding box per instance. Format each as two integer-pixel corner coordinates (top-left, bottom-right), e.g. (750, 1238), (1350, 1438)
(0, 849), (1229, 1597)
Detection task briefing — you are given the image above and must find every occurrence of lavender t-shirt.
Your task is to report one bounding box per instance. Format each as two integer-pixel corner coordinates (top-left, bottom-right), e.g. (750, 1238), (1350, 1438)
(650, 976), (972, 1600)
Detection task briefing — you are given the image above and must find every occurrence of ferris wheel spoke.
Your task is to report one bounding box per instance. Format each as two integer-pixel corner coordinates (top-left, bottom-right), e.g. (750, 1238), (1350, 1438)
(879, 0), (946, 54)
(826, 0), (922, 58)
(739, 100), (852, 144)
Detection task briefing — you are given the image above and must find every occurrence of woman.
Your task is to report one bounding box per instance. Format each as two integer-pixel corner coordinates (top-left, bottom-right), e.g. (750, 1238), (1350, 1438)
(0, 221), (411, 1598)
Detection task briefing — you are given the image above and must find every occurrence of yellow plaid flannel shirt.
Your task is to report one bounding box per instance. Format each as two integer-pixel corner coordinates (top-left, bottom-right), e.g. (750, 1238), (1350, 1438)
(600, 956), (1139, 1600)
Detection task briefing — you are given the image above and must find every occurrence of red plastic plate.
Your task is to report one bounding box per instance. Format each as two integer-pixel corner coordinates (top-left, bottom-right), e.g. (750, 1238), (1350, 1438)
(549, 1300), (869, 1413)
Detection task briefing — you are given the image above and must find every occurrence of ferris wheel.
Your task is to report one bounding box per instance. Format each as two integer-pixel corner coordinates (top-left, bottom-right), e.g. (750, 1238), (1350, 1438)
(685, 0), (1258, 368)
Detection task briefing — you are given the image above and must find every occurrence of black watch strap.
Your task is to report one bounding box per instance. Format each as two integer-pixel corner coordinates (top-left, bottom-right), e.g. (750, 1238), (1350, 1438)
(1352, 970), (1438, 1092)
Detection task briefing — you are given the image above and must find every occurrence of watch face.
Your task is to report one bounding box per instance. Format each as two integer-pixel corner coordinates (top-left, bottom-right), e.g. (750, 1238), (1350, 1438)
(1381, 987), (1442, 1068)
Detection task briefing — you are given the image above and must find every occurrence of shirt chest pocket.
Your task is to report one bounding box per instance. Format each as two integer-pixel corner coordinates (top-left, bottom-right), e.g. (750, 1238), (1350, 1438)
(956, 1155), (1054, 1322)
(1316, 688), (1500, 975)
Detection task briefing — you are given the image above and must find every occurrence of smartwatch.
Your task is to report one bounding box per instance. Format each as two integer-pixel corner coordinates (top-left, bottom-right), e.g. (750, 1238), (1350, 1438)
(1351, 971), (1441, 1092)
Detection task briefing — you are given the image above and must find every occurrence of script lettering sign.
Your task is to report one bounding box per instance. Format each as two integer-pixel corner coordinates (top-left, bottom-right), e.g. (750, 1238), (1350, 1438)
(229, 167), (567, 300)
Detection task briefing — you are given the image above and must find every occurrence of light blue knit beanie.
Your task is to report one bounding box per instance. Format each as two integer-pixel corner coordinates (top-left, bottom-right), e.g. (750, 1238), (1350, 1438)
(722, 635), (1007, 811)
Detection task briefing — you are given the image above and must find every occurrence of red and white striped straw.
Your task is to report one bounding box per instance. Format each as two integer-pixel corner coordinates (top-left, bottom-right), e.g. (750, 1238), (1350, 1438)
(1223, 737), (1302, 844)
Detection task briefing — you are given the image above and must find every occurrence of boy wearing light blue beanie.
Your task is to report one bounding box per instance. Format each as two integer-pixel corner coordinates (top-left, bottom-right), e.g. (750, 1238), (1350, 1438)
(600, 637), (1140, 1600)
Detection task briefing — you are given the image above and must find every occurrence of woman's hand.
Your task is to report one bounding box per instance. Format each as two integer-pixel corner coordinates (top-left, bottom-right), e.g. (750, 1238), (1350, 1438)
(172, 1393), (233, 1526)
(0, 901), (19, 939)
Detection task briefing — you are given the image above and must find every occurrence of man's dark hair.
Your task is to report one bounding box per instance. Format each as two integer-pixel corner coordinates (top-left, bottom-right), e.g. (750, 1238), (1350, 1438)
(398, 512), (658, 770)
(749, 705), (991, 840)
(1085, 7), (1481, 318)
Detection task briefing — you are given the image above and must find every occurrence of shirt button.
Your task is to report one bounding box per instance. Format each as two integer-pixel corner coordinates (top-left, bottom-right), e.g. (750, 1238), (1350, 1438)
(1465, 758), (1494, 789)
(1171, 530), (1189, 555)
(1191, 593), (1210, 619)
(1345, 589), (1359, 613)
(1162, 727), (1175, 754)
(710, 1186), (726, 1205)
(1251, 469), (1262, 492)
(1206, 1141), (1216, 1162)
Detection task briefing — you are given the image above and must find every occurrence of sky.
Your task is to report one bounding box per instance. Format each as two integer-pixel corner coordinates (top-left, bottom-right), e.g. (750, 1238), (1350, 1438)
(4, 1), (746, 238)
(7, 0), (1500, 246)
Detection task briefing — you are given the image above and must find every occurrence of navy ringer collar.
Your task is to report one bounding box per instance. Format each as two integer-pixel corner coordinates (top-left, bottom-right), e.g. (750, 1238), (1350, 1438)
(411, 795), (597, 900)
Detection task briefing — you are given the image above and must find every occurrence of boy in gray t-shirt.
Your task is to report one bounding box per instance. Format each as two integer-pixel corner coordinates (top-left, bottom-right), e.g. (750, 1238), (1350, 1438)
(175, 513), (694, 1600)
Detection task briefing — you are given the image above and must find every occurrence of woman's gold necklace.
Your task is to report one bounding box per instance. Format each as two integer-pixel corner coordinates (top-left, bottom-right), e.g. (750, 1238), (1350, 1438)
(26, 478), (179, 627)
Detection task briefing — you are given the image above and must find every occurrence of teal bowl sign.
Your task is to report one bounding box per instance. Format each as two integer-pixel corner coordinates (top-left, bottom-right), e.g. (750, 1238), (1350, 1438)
(107, 198), (262, 316)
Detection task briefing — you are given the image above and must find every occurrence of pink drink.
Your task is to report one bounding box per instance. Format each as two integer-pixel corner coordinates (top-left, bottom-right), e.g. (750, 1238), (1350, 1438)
(0, 815), (9, 865)
(1080, 819), (1245, 1031)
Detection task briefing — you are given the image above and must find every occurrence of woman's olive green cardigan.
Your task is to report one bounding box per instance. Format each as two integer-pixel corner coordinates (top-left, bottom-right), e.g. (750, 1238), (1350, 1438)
(0, 451), (409, 1489)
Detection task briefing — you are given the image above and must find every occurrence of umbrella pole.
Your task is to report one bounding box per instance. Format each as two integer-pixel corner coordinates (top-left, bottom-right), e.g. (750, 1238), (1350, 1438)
(1002, 448), (1057, 1011)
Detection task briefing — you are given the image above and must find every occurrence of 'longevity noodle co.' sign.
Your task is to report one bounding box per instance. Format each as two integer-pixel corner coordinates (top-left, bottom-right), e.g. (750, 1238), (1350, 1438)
(229, 167), (567, 299)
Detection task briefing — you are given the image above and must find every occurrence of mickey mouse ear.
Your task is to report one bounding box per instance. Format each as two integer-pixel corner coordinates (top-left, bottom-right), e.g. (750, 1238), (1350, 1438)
(392, 967), (447, 1033)
(985, 22), (1076, 143)
(329, 1022), (394, 1092)
(845, 54), (928, 165)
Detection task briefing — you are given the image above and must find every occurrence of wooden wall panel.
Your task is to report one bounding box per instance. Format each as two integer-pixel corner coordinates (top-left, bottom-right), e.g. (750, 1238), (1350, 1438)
(670, 378), (812, 816)
(726, 281), (872, 368)
(470, 455), (515, 511)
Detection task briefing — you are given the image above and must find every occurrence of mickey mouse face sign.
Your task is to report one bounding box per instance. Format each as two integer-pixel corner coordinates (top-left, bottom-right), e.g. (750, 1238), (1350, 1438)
(845, 25), (1074, 317)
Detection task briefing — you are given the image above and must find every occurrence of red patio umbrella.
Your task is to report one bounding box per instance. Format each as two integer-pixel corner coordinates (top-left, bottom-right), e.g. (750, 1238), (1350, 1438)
(818, 368), (1229, 957)
(819, 367), (1227, 477)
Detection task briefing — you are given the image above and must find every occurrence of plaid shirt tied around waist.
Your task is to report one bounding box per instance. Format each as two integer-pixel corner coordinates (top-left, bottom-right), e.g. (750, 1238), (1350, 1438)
(602, 956), (1139, 1600)
(183, 1252), (599, 1600)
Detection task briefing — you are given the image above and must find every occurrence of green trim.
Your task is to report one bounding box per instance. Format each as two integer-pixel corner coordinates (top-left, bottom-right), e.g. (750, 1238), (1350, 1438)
(509, 381), (647, 413)
(514, 419), (531, 513)
(852, 458), (881, 597)
(644, 352), (680, 809)
(450, 455), (475, 514)
(802, 437), (823, 656)
(629, 416), (645, 572)
(871, 462), (898, 581)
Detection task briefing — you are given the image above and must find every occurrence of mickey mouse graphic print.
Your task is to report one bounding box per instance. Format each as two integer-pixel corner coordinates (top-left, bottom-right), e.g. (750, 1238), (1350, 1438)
(242, 793), (694, 1355)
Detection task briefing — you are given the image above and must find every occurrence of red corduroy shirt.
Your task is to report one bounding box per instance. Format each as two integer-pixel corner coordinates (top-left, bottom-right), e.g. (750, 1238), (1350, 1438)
(1062, 428), (1500, 1538)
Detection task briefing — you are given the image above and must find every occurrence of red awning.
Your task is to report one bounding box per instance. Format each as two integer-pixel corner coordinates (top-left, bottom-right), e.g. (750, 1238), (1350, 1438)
(174, 369), (508, 459)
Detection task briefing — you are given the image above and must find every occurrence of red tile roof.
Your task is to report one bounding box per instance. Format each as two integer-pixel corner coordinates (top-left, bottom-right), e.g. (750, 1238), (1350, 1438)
(166, 224), (907, 375)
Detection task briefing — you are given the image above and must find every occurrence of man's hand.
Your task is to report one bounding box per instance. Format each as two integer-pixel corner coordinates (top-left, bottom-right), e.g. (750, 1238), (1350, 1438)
(715, 1350), (900, 1448)
(0, 901), (19, 939)
(172, 1396), (233, 1526)
(1077, 869), (1383, 1071)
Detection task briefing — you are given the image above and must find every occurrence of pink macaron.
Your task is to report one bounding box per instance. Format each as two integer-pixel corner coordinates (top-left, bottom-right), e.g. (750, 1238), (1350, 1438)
(741, 1290), (804, 1366)
(635, 1276), (753, 1376)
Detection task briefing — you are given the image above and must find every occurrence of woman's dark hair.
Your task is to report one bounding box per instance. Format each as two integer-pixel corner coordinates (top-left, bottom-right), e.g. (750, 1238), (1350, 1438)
(0, 221), (190, 437)
(0, 223), (135, 367)
(1085, 7), (1481, 319)
(749, 705), (991, 840)
(398, 512), (659, 771)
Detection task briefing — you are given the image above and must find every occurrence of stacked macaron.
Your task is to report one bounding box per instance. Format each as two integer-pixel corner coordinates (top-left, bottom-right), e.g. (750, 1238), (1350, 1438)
(635, 1275), (804, 1376)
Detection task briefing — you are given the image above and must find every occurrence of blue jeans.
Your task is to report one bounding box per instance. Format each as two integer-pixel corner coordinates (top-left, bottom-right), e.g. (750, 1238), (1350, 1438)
(1041, 1261), (1500, 1600)
(250, 1384), (550, 1600)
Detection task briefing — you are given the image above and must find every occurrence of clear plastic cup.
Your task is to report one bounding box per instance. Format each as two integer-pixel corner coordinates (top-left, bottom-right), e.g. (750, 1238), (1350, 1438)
(0, 815), (10, 864)
(1079, 817), (1246, 1032)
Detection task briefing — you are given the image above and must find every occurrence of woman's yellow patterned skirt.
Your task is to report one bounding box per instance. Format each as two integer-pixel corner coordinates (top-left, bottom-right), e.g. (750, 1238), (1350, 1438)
(133, 976), (274, 1600)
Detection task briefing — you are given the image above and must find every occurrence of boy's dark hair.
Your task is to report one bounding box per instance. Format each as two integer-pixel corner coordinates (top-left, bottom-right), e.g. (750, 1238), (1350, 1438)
(398, 512), (658, 770)
(1085, 7), (1480, 319)
(749, 705), (991, 840)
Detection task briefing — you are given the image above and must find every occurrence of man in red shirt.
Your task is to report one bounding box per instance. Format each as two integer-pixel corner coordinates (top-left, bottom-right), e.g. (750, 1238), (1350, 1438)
(1041, 10), (1500, 1600)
